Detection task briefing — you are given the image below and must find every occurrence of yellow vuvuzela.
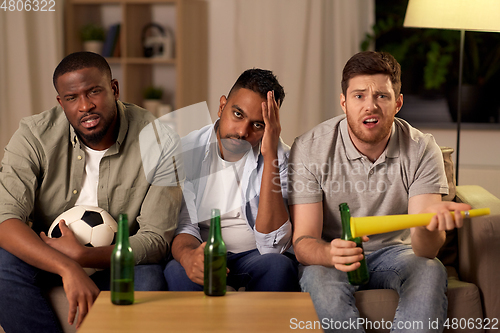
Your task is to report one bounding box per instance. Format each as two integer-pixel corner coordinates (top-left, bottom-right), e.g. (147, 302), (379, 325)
(350, 208), (490, 238)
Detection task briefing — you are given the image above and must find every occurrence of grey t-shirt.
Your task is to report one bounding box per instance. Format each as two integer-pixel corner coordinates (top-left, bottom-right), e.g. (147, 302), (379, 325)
(288, 115), (448, 254)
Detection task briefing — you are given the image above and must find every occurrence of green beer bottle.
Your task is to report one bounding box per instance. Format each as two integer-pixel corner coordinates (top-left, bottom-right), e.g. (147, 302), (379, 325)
(339, 203), (369, 285)
(204, 208), (227, 296)
(111, 214), (134, 305)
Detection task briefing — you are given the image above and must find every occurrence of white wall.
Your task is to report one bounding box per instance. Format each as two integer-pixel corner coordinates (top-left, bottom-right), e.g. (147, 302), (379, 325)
(206, 0), (374, 145)
(0, 7), (63, 161)
(421, 127), (500, 198)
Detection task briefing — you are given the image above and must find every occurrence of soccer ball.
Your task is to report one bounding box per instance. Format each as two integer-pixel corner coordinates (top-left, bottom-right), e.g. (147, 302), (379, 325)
(48, 205), (118, 275)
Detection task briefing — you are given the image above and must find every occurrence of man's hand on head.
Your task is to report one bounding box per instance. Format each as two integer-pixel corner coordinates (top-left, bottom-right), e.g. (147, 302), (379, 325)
(260, 90), (281, 159)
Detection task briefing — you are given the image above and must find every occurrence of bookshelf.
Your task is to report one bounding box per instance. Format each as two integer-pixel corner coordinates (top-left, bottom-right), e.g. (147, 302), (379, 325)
(64, 0), (208, 111)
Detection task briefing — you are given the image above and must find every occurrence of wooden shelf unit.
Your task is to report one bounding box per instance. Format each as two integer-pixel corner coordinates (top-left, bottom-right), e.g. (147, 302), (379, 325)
(64, 0), (208, 110)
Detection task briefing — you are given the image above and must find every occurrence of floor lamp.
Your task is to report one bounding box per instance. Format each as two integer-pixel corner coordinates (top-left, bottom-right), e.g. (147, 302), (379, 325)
(403, 0), (500, 185)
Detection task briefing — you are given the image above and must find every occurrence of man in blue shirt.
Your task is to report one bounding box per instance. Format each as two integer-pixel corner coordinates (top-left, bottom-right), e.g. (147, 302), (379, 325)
(164, 69), (299, 291)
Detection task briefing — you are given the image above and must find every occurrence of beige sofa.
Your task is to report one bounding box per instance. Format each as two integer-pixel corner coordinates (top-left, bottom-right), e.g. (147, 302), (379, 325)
(355, 184), (500, 333)
(1, 151), (499, 333)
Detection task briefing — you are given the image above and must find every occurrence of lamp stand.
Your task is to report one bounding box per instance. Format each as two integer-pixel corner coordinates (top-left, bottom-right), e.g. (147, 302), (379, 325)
(455, 29), (465, 186)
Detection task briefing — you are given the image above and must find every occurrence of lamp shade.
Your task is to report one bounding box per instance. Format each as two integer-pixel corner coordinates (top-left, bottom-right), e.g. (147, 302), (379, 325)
(404, 0), (500, 32)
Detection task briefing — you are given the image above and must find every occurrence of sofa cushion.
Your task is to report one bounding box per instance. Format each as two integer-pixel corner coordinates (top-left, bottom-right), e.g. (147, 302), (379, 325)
(446, 277), (484, 333)
(44, 286), (76, 333)
(440, 147), (456, 202)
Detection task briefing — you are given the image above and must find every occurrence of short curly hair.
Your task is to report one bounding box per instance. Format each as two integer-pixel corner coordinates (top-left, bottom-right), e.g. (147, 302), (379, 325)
(341, 51), (402, 97)
(227, 68), (285, 107)
(53, 52), (112, 92)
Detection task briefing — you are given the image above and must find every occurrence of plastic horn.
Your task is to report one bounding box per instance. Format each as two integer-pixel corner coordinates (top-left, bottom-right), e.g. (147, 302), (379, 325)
(350, 208), (490, 239)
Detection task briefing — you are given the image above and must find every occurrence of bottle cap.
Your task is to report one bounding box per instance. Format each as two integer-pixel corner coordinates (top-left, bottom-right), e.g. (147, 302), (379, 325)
(339, 203), (349, 211)
(211, 209), (220, 219)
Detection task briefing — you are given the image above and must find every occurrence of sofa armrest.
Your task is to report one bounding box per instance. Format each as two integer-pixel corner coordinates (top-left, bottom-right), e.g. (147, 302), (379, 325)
(455, 185), (500, 320)
(455, 185), (500, 215)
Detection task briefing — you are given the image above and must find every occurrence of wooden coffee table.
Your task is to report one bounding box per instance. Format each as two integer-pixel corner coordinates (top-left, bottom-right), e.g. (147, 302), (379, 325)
(78, 291), (321, 332)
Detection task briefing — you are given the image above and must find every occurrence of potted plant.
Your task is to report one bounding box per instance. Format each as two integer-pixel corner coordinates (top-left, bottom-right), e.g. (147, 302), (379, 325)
(142, 85), (164, 117)
(80, 23), (105, 54)
(445, 32), (500, 122)
(362, 1), (500, 122)
(361, 8), (459, 95)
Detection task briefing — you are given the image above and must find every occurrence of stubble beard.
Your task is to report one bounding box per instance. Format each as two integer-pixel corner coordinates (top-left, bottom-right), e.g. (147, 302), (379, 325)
(76, 127), (108, 147)
(345, 113), (393, 145)
(75, 110), (117, 148)
(216, 125), (251, 157)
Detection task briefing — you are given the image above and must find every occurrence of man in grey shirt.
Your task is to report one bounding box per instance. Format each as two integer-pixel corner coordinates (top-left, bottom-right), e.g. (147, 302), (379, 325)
(288, 51), (470, 333)
(0, 52), (182, 332)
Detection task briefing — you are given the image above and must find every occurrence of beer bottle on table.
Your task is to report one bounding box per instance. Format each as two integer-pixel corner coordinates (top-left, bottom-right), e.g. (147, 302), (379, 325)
(204, 208), (227, 296)
(111, 213), (134, 305)
(339, 203), (369, 285)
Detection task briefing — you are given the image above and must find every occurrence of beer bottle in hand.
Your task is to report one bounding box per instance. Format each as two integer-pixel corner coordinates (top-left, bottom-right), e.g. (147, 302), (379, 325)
(111, 213), (134, 305)
(339, 203), (369, 285)
(204, 208), (227, 296)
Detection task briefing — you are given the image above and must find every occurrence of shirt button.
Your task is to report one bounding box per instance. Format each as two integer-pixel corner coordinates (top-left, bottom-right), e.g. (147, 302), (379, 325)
(78, 155), (82, 160)
(73, 190), (78, 194)
(369, 170), (374, 175)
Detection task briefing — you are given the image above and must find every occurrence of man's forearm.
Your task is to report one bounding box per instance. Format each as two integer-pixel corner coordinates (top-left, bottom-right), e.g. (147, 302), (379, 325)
(0, 218), (82, 276)
(131, 184), (182, 264)
(0, 219), (100, 329)
(255, 155), (289, 233)
(171, 233), (202, 264)
(79, 245), (114, 268)
(407, 194), (453, 259)
(293, 235), (331, 266)
(411, 228), (446, 259)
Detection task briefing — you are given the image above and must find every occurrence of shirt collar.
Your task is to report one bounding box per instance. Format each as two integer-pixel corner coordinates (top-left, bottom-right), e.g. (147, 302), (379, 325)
(109, 100), (127, 154)
(69, 110), (79, 148)
(385, 122), (399, 158)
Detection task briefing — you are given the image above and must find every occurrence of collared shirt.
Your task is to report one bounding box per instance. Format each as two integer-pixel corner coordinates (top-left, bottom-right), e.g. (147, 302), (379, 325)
(175, 122), (292, 254)
(0, 101), (183, 264)
(288, 115), (448, 254)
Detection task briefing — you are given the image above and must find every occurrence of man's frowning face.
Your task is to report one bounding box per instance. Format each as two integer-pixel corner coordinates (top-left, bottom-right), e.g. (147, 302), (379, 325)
(216, 88), (267, 162)
(56, 66), (119, 151)
(341, 74), (403, 145)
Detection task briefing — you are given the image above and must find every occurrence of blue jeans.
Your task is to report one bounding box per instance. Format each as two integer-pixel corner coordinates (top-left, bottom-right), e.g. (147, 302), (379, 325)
(300, 245), (448, 333)
(164, 249), (300, 291)
(0, 247), (167, 333)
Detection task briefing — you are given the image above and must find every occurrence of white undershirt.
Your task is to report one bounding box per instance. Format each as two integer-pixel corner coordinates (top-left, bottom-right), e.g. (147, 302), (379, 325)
(198, 144), (256, 253)
(75, 145), (108, 207)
